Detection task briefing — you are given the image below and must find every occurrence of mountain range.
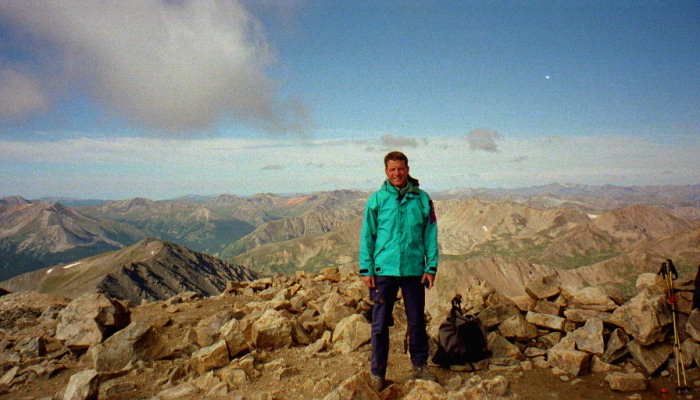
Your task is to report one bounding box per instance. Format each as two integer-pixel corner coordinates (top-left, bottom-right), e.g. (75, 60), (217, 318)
(1, 183), (699, 296)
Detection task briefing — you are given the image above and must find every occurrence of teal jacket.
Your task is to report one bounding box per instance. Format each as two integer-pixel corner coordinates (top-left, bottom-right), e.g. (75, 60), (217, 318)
(359, 178), (438, 277)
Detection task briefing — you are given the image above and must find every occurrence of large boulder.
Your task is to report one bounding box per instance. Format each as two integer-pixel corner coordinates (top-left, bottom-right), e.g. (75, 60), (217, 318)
(547, 334), (590, 376)
(559, 286), (616, 312)
(321, 293), (354, 330)
(478, 304), (521, 330)
(194, 310), (233, 347)
(626, 341), (673, 376)
(56, 293), (130, 351)
(190, 340), (229, 375)
(497, 314), (539, 340)
(88, 322), (168, 371)
(332, 314), (371, 353)
(251, 309), (292, 350)
(219, 318), (250, 359)
(610, 289), (671, 345)
(686, 309), (700, 342)
(605, 372), (647, 391)
(525, 311), (564, 331)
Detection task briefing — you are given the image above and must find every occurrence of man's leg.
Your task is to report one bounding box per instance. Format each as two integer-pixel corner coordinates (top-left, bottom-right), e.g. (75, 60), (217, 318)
(369, 276), (399, 379)
(401, 276), (436, 381)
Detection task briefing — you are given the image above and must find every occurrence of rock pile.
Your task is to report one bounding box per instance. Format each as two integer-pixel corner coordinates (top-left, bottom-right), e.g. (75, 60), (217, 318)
(0, 268), (698, 399)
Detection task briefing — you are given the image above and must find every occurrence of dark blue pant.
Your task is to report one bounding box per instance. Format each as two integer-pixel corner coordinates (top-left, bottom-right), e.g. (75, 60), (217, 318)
(370, 275), (429, 377)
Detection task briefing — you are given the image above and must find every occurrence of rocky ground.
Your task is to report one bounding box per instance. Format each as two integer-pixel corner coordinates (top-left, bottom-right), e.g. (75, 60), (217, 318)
(0, 267), (699, 400)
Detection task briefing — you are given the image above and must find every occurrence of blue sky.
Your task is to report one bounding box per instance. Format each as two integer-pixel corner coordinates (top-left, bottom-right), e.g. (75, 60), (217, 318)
(0, 1), (698, 199)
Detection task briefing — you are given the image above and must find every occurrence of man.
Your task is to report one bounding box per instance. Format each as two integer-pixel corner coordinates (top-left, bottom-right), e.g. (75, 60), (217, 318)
(359, 151), (439, 391)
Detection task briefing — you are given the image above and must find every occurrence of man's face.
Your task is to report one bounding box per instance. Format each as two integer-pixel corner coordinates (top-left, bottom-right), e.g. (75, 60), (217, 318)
(385, 159), (409, 188)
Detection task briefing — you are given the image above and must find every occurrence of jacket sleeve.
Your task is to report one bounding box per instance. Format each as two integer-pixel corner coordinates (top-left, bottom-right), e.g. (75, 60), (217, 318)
(358, 195), (378, 276)
(423, 197), (438, 275)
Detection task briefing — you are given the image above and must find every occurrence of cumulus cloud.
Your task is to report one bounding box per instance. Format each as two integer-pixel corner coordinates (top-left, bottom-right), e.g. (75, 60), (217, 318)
(0, 66), (49, 120)
(380, 134), (418, 148)
(0, 0), (311, 134)
(466, 129), (501, 152)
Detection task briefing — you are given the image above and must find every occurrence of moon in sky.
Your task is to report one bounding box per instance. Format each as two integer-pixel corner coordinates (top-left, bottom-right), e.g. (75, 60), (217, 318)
(545, 75), (551, 79)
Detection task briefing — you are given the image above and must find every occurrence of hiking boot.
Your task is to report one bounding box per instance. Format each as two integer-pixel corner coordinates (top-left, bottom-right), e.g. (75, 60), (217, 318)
(370, 375), (385, 392)
(412, 364), (437, 382)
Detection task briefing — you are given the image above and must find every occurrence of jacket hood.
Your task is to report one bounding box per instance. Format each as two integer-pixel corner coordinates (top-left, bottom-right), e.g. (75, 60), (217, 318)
(383, 175), (421, 193)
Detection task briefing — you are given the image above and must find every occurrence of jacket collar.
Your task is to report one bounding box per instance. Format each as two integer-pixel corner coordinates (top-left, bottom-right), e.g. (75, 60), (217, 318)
(382, 178), (421, 195)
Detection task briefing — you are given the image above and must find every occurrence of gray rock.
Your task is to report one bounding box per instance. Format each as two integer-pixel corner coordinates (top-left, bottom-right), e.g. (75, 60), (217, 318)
(154, 383), (200, 399)
(610, 289), (671, 346)
(635, 273), (665, 295)
(572, 318), (604, 355)
(687, 309), (700, 342)
(563, 308), (613, 324)
(602, 328), (630, 364)
(681, 338), (700, 368)
(321, 293), (353, 330)
(626, 340), (673, 376)
(605, 372), (647, 391)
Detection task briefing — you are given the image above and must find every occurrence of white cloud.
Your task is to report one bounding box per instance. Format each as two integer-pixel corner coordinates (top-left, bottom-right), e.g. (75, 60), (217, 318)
(379, 134), (419, 148)
(0, 0), (311, 133)
(465, 129), (501, 152)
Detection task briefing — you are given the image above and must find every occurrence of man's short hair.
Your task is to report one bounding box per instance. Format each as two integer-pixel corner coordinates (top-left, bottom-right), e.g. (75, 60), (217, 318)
(384, 151), (408, 168)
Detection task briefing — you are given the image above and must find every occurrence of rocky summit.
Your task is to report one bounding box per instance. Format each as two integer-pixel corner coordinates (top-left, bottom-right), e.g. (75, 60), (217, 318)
(0, 266), (699, 400)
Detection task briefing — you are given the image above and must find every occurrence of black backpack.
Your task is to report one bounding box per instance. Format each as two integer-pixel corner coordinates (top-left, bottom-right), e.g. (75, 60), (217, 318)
(432, 294), (491, 366)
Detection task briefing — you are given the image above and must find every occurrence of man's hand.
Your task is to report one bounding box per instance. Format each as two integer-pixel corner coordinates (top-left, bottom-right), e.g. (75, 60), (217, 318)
(361, 275), (375, 288)
(421, 273), (435, 290)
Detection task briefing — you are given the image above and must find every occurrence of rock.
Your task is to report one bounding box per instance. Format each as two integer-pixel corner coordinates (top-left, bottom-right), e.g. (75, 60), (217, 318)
(63, 369), (99, 400)
(403, 379), (446, 399)
(681, 338), (700, 368)
(56, 294), (130, 351)
(635, 273), (665, 295)
(533, 300), (562, 316)
(687, 309), (700, 342)
(332, 314), (371, 352)
(0, 366), (18, 385)
(448, 375), (518, 400)
(524, 347), (547, 358)
(602, 328), (630, 364)
(88, 322), (168, 371)
(610, 289), (671, 346)
(322, 371), (379, 399)
(626, 341), (673, 376)
(306, 330), (332, 355)
(591, 356), (621, 372)
(321, 294), (353, 330)
(154, 383), (200, 399)
(605, 372), (647, 391)
(217, 366), (248, 390)
(524, 275), (560, 300)
(19, 337), (46, 359)
(190, 340), (229, 375)
(251, 309), (292, 350)
(572, 318), (604, 355)
(487, 333), (524, 360)
(219, 318), (250, 359)
(319, 267), (342, 282)
(536, 332), (563, 348)
(560, 286), (617, 311)
(194, 310), (233, 347)
(525, 311), (565, 331)
(497, 314), (539, 340)
(547, 334), (590, 377)
(164, 291), (200, 305)
(478, 304), (521, 330)
(98, 380), (136, 399)
(563, 309), (613, 324)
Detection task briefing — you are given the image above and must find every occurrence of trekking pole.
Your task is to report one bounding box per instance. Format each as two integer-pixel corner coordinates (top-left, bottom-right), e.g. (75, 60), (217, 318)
(663, 262), (689, 392)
